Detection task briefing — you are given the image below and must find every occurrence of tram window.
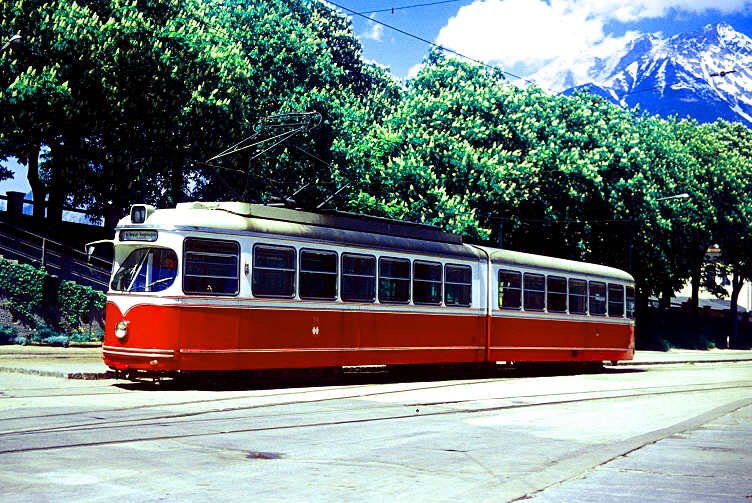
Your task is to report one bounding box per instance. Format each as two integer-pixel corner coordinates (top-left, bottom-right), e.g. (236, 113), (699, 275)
(589, 281), (607, 316)
(379, 257), (410, 303)
(498, 269), (522, 309)
(414, 261), (442, 305)
(299, 250), (337, 300)
(626, 286), (636, 319)
(569, 278), (588, 314)
(608, 283), (625, 317)
(524, 273), (545, 311)
(183, 239), (239, 295)
(445, 264), (472, 306)
(341, 254), (376, 302)
(252, 245), (295, 298)
(547, 276), (567, 313)
(110, 247), (179, 293)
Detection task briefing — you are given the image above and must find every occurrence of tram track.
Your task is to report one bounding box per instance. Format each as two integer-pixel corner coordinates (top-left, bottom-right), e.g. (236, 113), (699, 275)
(0, 376), (508, 424)
(2, 368), (747, 425)
(1, 378), (749, 456)
(0, 365), (511, 400)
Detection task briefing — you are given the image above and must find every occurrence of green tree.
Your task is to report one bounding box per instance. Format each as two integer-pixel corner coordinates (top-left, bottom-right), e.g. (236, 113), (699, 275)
(698, 121), (752, 345)
(346, 53), (657, 264)
(191, 0), (400, 209)
(627, 116), (704, 306)
(341, 52), (752, 312)
(0, 0), (396, 223)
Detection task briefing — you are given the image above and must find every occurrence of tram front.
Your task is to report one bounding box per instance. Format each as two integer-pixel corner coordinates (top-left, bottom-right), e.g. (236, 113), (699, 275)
(98, 204), (185, 376)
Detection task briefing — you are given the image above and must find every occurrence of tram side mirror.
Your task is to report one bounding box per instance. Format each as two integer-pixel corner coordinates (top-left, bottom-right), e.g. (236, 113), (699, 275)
(84, 240), (114, 264)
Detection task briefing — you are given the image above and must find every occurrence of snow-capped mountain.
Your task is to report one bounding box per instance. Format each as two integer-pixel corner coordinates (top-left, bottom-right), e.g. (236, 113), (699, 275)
(531, 23), (752, 126)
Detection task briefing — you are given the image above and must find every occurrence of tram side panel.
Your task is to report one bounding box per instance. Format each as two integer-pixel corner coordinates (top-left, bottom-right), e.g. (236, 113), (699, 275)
(175, 302), (242, 370)
(230, 305), (487, 369)
(490, 259), (635, 364)
(173, 261), (489, 371)
(228, 261), (487, 369)
(490, 315), (634, 363)
(234, 303), (357, 369)
(174, 305), (487, 371)
(352, 259), (486, 365)
(227, 241), (488, 369)
(355, 308), (486, 366)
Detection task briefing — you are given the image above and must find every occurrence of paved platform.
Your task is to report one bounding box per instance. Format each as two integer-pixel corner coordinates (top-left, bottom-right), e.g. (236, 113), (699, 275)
(0, 345), (750, 380)
(628, 348), (752, 365)
(0, 345), (112, 379)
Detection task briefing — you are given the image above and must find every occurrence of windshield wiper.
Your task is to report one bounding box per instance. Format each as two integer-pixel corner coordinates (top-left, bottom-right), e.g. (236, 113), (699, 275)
(144, 276), (175, 290)
(126, 250), (151, 292)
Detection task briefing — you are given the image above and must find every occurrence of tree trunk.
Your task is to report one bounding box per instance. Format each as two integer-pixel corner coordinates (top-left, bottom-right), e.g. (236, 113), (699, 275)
(729, 269), (742, 348)
(661, 286), (672, 309)
(26, 145), (47, 220)
(46, 144), (64, 223)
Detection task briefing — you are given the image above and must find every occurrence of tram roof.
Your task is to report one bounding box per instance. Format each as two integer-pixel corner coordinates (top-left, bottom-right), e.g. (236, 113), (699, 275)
(118, 202), (634, 281)
(119, 201), (479, 258)
(483, 247), (634, 282)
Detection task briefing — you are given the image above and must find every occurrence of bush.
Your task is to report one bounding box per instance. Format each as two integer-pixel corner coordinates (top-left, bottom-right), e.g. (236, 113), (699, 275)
(0, 325), (17, 345)
(33, 326), (70, 347)
(0, 323), (103, 347)
(40, 335), (70, 347)
(0, 258), (105, 332)
(69, 327), (104, 343)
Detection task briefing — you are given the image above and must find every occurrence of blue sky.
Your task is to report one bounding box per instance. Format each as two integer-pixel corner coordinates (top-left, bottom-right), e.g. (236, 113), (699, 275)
(330, 0), (752, 81)
(4, 0), (752, 197)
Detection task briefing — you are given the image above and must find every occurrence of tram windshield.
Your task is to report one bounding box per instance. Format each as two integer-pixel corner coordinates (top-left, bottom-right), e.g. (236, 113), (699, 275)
(111, 247), (179, 292)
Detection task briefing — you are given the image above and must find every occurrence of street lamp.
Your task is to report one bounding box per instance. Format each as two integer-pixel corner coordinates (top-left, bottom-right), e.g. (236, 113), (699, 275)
(1, 34), (22, 52)
(657, 193), (690, 201)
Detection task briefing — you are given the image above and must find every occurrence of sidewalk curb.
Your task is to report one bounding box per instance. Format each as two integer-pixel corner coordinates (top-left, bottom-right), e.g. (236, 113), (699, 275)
(0, 366), (115, 380)
(1, 356), (750, 379)
(609, 359), (752, 367)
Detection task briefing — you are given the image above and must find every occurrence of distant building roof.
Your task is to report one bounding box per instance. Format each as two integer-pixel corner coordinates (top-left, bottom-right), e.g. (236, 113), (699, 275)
(672, 295), (748, 313)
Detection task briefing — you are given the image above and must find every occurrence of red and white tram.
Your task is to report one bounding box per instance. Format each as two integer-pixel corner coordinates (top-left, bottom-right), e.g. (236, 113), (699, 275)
(99, 201), (634, 377)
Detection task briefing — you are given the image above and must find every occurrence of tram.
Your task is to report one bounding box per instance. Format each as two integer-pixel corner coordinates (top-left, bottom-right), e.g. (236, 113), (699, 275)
(96, 201), (635, 378)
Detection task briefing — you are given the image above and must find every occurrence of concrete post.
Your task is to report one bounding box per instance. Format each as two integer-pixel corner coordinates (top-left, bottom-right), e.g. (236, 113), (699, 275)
(6, 191), (25, 214)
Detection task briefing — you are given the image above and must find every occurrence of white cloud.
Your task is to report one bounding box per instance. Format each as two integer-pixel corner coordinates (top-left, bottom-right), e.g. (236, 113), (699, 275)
(436, 0), (608, 68)
(435, 0), (752, 71)
(407, 63), (425, 79)
(360, 16), (384, 42)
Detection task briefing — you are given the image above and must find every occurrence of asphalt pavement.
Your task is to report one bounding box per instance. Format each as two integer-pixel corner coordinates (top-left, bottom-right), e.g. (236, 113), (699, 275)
(0, 344), (750, 380)
(1, 345), (751, 502)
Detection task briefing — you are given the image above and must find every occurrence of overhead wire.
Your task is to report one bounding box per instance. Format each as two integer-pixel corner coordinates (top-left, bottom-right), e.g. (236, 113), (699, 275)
(358, 0), (464, 15)
(206, 127), (307, 162)
(326, 0), (539, 87)
(336, 2), (739, 100)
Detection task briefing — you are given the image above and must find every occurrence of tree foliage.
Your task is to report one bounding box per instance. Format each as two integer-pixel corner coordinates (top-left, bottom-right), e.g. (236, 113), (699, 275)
(1, 3), (751, 318)
(340, 51), (752, 308)
(0, 0), (398, 221)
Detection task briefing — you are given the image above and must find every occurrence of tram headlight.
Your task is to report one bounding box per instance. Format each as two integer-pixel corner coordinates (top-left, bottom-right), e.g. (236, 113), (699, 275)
(115, 320), (129, 340)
